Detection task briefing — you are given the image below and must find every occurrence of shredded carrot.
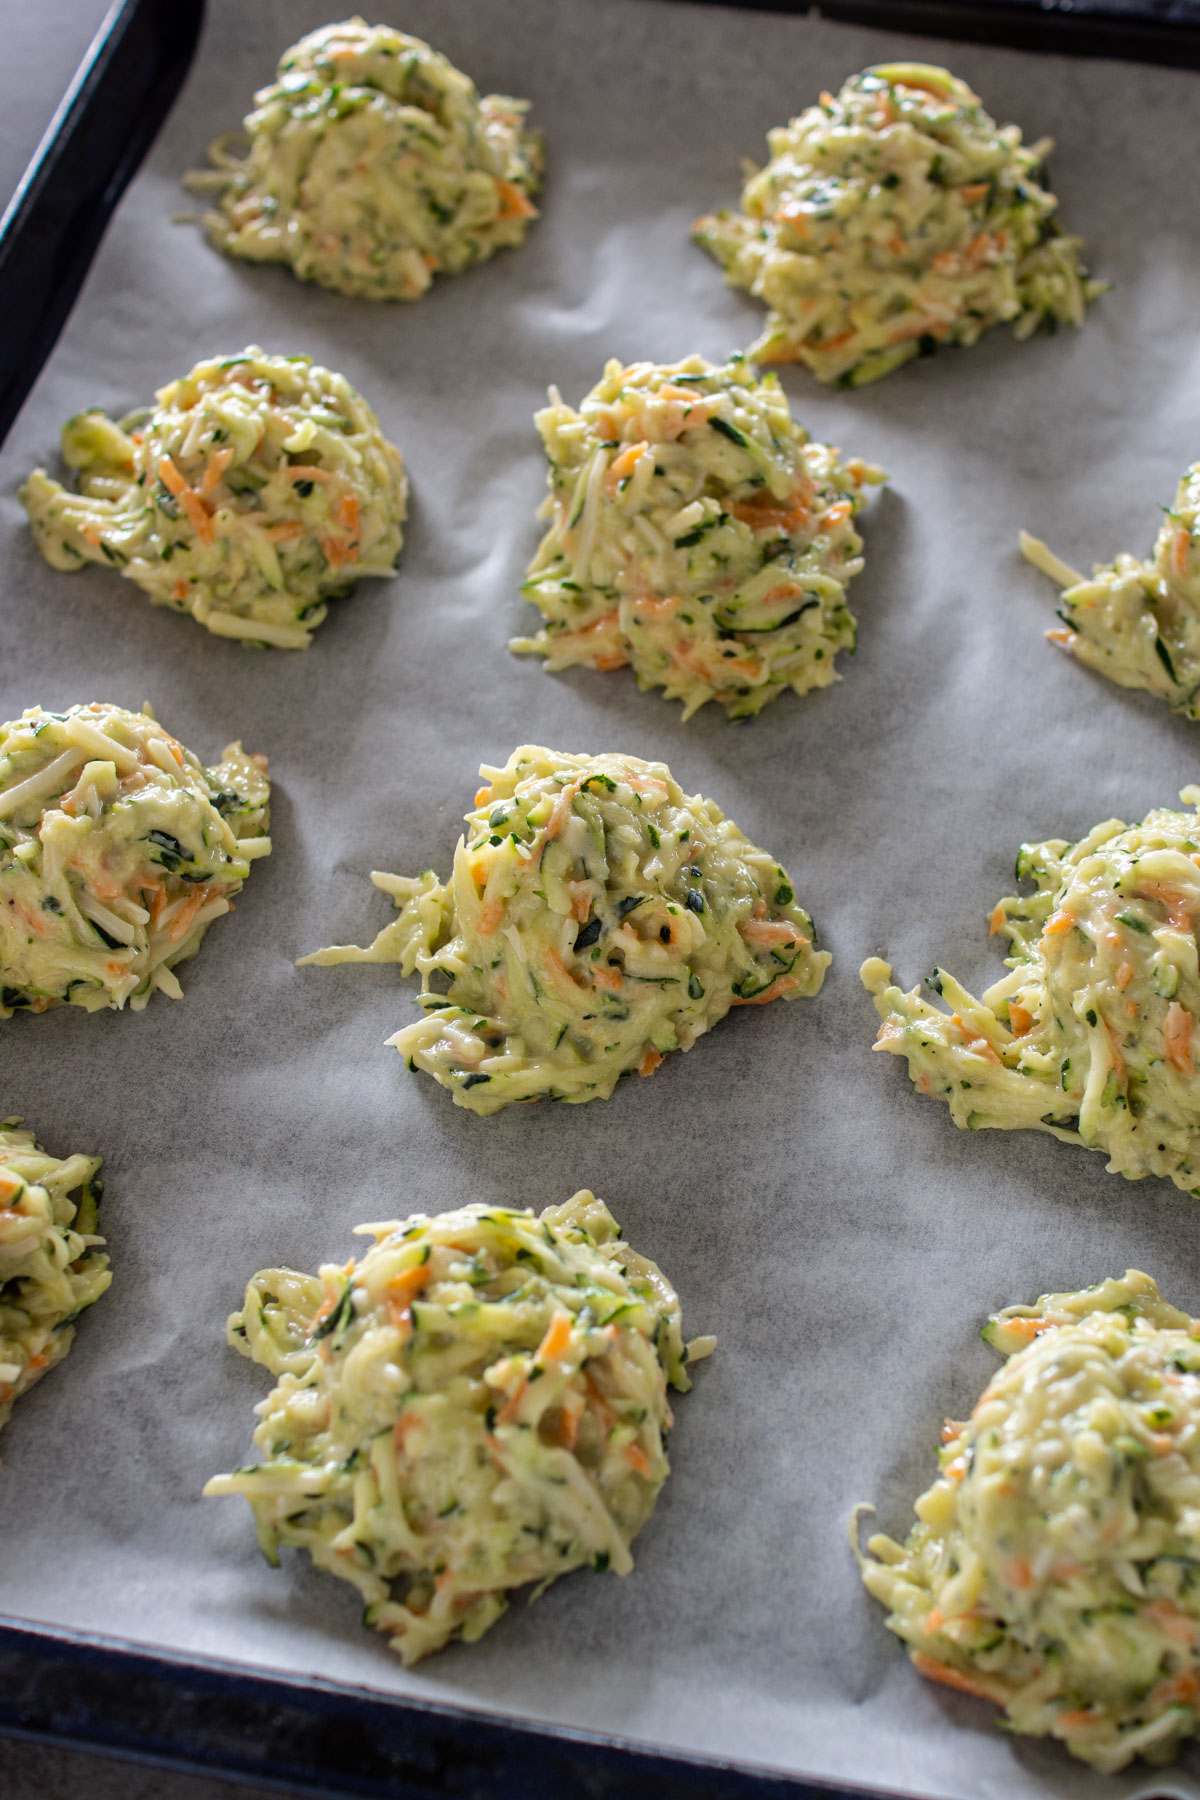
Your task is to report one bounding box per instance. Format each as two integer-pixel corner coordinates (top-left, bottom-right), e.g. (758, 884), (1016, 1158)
(310, 1283), (346, 1331)
(1055, 1709), (1102, 1732)
(638, 1047), (663, 1078)
(988, 904), (1006, 935)
(541, 777), (584, 846)
(158, 456), (215, 545)
(198, 447), (233, 495)
(496, 178), (537, 221)
(264, 520), (304, 542)
(477, 897), (504, 935)
(1046, 627), (1077, 647)
(393, 1409), (420, 1455)
(1151, 1671), (1200, 1710)
(626, 1442), (652, 1477)
(285, 464), (336, 484)
(541, 947), (578, 993)
(911, 1652), (1000, 1703)
(535, 1310), (574, 1364)
(1043, 909), (1076, 936)
(1166, 1000), (1194, 1075)
(606, 441), (649, 489)
(171, 579), (190, 602)
(592, 964), (623, 992)
(630, 591), (682, 619)
(731, 975), (798, 1006)
(336, 492), (360, 561)
(168, 883), (219, 943)
(730, 494), (809, 533)
(384, 1264), (432, 1335)
(0, 1170), (23, 1202)
(740, 916), (804, 949)
(553, 1404), (581, 1451)
(951, 1016), (1001, 1065)
(775, 202), (809, 236)
(1175, 527), (1193, 581)
(960, 182), (989, 203)
(1135, 881), (1194, 933)
(1115, 962), (1134, 991)
(1008, 1001), (1033, 1035)
(1142, 1600), (1197, 1644)
(997, 1316), (1050, 1345)
(1106, 1023), (1126, 1080)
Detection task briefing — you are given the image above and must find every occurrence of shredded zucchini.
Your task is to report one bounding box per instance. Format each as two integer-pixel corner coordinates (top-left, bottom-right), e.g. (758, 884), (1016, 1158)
(185, 18), (542, 300)
(301, 745), (829, 1113)
(0, 702), (270, 1015)
(0, 1120), (109, 1434)
(862, 788), (1200, 1193)
(1022, 465), (1200, 717)
(694, 62), (1103, 384)
(21, 348), (407, 649)
(858, 1271), (1200, 1772)
(205, 1190), (713, 1664)
(512, 354), (884, 718)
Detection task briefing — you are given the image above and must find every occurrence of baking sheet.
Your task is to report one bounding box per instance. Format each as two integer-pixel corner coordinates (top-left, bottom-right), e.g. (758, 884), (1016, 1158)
(0, 2), (1198, 1796)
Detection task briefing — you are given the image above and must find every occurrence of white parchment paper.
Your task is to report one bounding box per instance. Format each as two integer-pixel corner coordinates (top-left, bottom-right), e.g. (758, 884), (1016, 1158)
(1, 2), (1199, 1795)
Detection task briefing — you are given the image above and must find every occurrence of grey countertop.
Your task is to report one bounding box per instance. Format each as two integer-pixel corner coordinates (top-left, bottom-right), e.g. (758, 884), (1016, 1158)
(2, 1735), (315, 1800)
(0, 0), (110, 214)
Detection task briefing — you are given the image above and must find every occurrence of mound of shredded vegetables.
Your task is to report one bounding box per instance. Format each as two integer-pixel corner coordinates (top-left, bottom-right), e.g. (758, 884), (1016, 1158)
(1022, 465), (1200, 718)
(0, 1120), (109, 1434)
(512, 354), (884, 719)
(301, 745), (829, 1114)
(205, 1190), (713, 1664)
(21, 348), (407, 649)
(857, 1271), (1200, 1772)
(0, 702), (270, 1016)
(862, 788), (1200, 1193)
(694, 62), (1102, 385)
(185, 18), (542, 301)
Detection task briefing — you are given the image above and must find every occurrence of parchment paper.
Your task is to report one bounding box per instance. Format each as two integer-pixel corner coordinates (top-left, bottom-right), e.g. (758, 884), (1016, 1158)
(1, 2), (1199, 1795)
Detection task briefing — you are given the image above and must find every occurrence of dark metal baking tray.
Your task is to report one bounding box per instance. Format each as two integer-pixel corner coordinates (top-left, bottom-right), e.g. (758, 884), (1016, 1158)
(677, 0), (1200, 67)
(0, 0), (1197, 1796)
